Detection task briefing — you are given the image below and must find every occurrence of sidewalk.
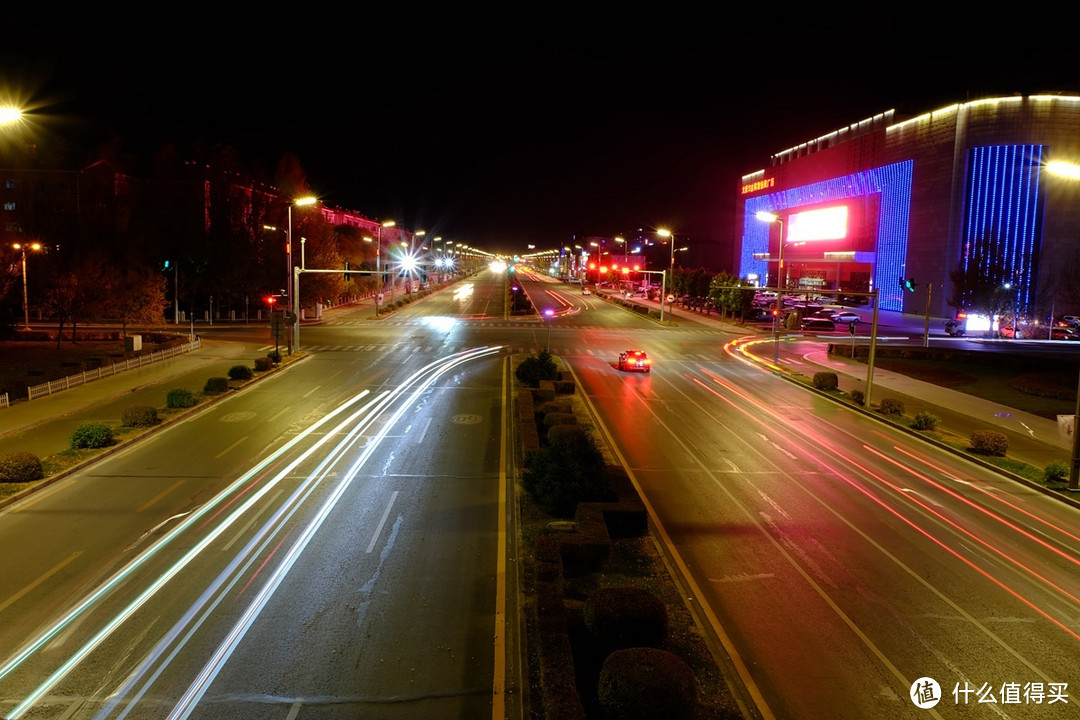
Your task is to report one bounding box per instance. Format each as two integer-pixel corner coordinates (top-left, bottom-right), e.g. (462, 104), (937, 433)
(0, 292), (399, 465)
(0, 338), (265, 461)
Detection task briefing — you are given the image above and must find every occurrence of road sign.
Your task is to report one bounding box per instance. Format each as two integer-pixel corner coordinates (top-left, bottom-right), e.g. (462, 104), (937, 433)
(666, 294), (675, 303)
(376, 293), (384, 304)
(283, 311), (297, 325)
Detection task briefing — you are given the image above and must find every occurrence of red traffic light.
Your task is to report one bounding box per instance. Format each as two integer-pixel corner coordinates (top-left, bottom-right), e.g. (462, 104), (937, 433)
(265, 296), (276, 306)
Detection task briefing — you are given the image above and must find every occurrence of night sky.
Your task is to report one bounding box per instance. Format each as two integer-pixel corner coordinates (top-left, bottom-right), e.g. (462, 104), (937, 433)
(3, 13), (1079, 268)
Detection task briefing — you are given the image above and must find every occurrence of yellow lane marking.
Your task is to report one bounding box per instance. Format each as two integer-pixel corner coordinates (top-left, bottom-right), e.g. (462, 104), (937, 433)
(0, 551), (82, 614)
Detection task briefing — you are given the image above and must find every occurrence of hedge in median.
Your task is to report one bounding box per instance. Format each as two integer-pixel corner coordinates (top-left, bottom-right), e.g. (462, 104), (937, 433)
(970, 429), (1008, 456)
(166, 388), (197, 408)
(0, 451), (44, 483)
(203, 376), (229, 395)
(122, 405), (159, 427)
(597, 647), (698, 720)
(71, 422), (115, 449)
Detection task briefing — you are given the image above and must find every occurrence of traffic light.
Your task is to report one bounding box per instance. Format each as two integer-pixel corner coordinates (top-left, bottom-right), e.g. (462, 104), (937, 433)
(904, 277), (918, 293)
(265, 295), (276, 307)
(344, 261), (351, 281)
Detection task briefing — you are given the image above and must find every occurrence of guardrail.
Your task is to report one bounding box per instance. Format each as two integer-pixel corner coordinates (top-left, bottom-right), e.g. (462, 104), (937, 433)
(25, 338), (202, 402)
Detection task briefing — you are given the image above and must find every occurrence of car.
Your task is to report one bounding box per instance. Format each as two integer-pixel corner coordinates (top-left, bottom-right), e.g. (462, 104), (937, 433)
(617, 350), (651, 372)
(830, 311), (861, 324)
(944, 318), (965, 337)
(1051, 327), (1080, 340)
(800, 317), (836, 331)
(582, 288), (591, 295)
(998, 325), (1032, 339)
(1062, 315), (1080, 328)
(745, 307), (770, 322)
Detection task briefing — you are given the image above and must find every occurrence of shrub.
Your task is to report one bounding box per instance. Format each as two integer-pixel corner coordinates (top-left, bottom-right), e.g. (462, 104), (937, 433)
(71, 422), (115, 449)
(970, 429), (1008, 456)
(0, 451), (44, 483)
(203, 376), (229, 395)
(522, 428), (607, 517)
(584, 587), (669, 651)
(515, 349), (560, 388)
(878, 397), (905, 416)
(542, 412), (577, 429)
(254, 356), (274, 372)
(228, 364), (254, 381)
(267, 349), (281, 364)
(911, 411), (940, 431)
(1045, 460), (1069, 483)
(536, 400), (572, 416)
(122, 405), (159, 427)
(546, 424), (587, 444)
(166, 388), (197, 408)
(849, 389), (865, 406)
(597, 647), (698, 720)
(812, 371), (839, 391)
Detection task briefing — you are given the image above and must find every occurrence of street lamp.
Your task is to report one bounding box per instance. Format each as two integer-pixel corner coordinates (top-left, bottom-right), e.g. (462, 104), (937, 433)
(11, 241), (42, 330)
(657, 229), (687, 319)
(286, 196), (317, 353)
(0, 106), (23, 125)
(1046, 160), (1080, 490)
(755, 211), (786, 363)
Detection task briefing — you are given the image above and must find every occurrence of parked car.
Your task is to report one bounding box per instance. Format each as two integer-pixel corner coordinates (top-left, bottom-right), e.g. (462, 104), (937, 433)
(800, 317), (836, 332)
(831, 311), (861, 324)
(582, 288), (591, 296)
(617, 350), (652, 372)
(745, 307), (770, 322)
(1051, 327), (1080, 341)
(1062, 315), (1080, 327)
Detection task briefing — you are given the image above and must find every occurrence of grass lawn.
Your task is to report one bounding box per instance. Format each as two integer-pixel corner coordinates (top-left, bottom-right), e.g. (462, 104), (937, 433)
(870, 356), (1076, 419)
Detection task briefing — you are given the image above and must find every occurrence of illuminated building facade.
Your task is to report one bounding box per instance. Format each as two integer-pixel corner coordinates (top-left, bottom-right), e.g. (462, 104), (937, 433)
(737, 94), (1080, 317)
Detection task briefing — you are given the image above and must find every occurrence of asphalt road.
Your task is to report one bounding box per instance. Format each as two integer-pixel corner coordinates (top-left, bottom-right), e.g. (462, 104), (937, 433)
(4, 270), (1080, 720)
(0, 277), (519, 720)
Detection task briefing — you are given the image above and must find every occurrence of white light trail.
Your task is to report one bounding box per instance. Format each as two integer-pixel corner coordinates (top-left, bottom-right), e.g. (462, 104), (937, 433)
(0, 346), (501, 719)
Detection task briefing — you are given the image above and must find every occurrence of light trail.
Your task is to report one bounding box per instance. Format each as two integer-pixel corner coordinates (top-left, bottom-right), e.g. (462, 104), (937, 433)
(1, 345), (502, 719)
(166, 345), (501, 719)
(683, 361), (1080, 647)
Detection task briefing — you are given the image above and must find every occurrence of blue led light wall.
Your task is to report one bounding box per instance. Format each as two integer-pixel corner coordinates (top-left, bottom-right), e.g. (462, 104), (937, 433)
(960, 145), (1044, 315)
(740, 161), (913, 311)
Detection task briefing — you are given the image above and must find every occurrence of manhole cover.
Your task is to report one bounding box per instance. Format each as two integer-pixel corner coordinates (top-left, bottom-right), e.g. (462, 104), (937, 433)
(451, 413), (483, 425)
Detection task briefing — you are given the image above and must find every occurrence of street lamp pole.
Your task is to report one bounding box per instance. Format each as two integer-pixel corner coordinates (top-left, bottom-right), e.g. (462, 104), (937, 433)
(286, 204), (294, 338)
(657, 229), (678, 320)
(12, 242), (41, 330)
(285, 196), (317, 354)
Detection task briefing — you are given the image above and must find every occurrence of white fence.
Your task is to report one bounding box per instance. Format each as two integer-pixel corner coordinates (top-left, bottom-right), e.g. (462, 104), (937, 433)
(25, 338), (202, 402)
(0, 392), (7, 409)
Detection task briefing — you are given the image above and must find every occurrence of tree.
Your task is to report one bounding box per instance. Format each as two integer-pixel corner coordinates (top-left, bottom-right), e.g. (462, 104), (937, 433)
(948, 237), (1008, 317)
(40, 270), (78, 348)
(101, 264), (168, 336)
(708, 271), (755, 320)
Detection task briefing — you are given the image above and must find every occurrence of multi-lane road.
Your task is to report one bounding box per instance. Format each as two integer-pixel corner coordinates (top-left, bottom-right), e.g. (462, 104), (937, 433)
(2, 270), (1079, 719)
